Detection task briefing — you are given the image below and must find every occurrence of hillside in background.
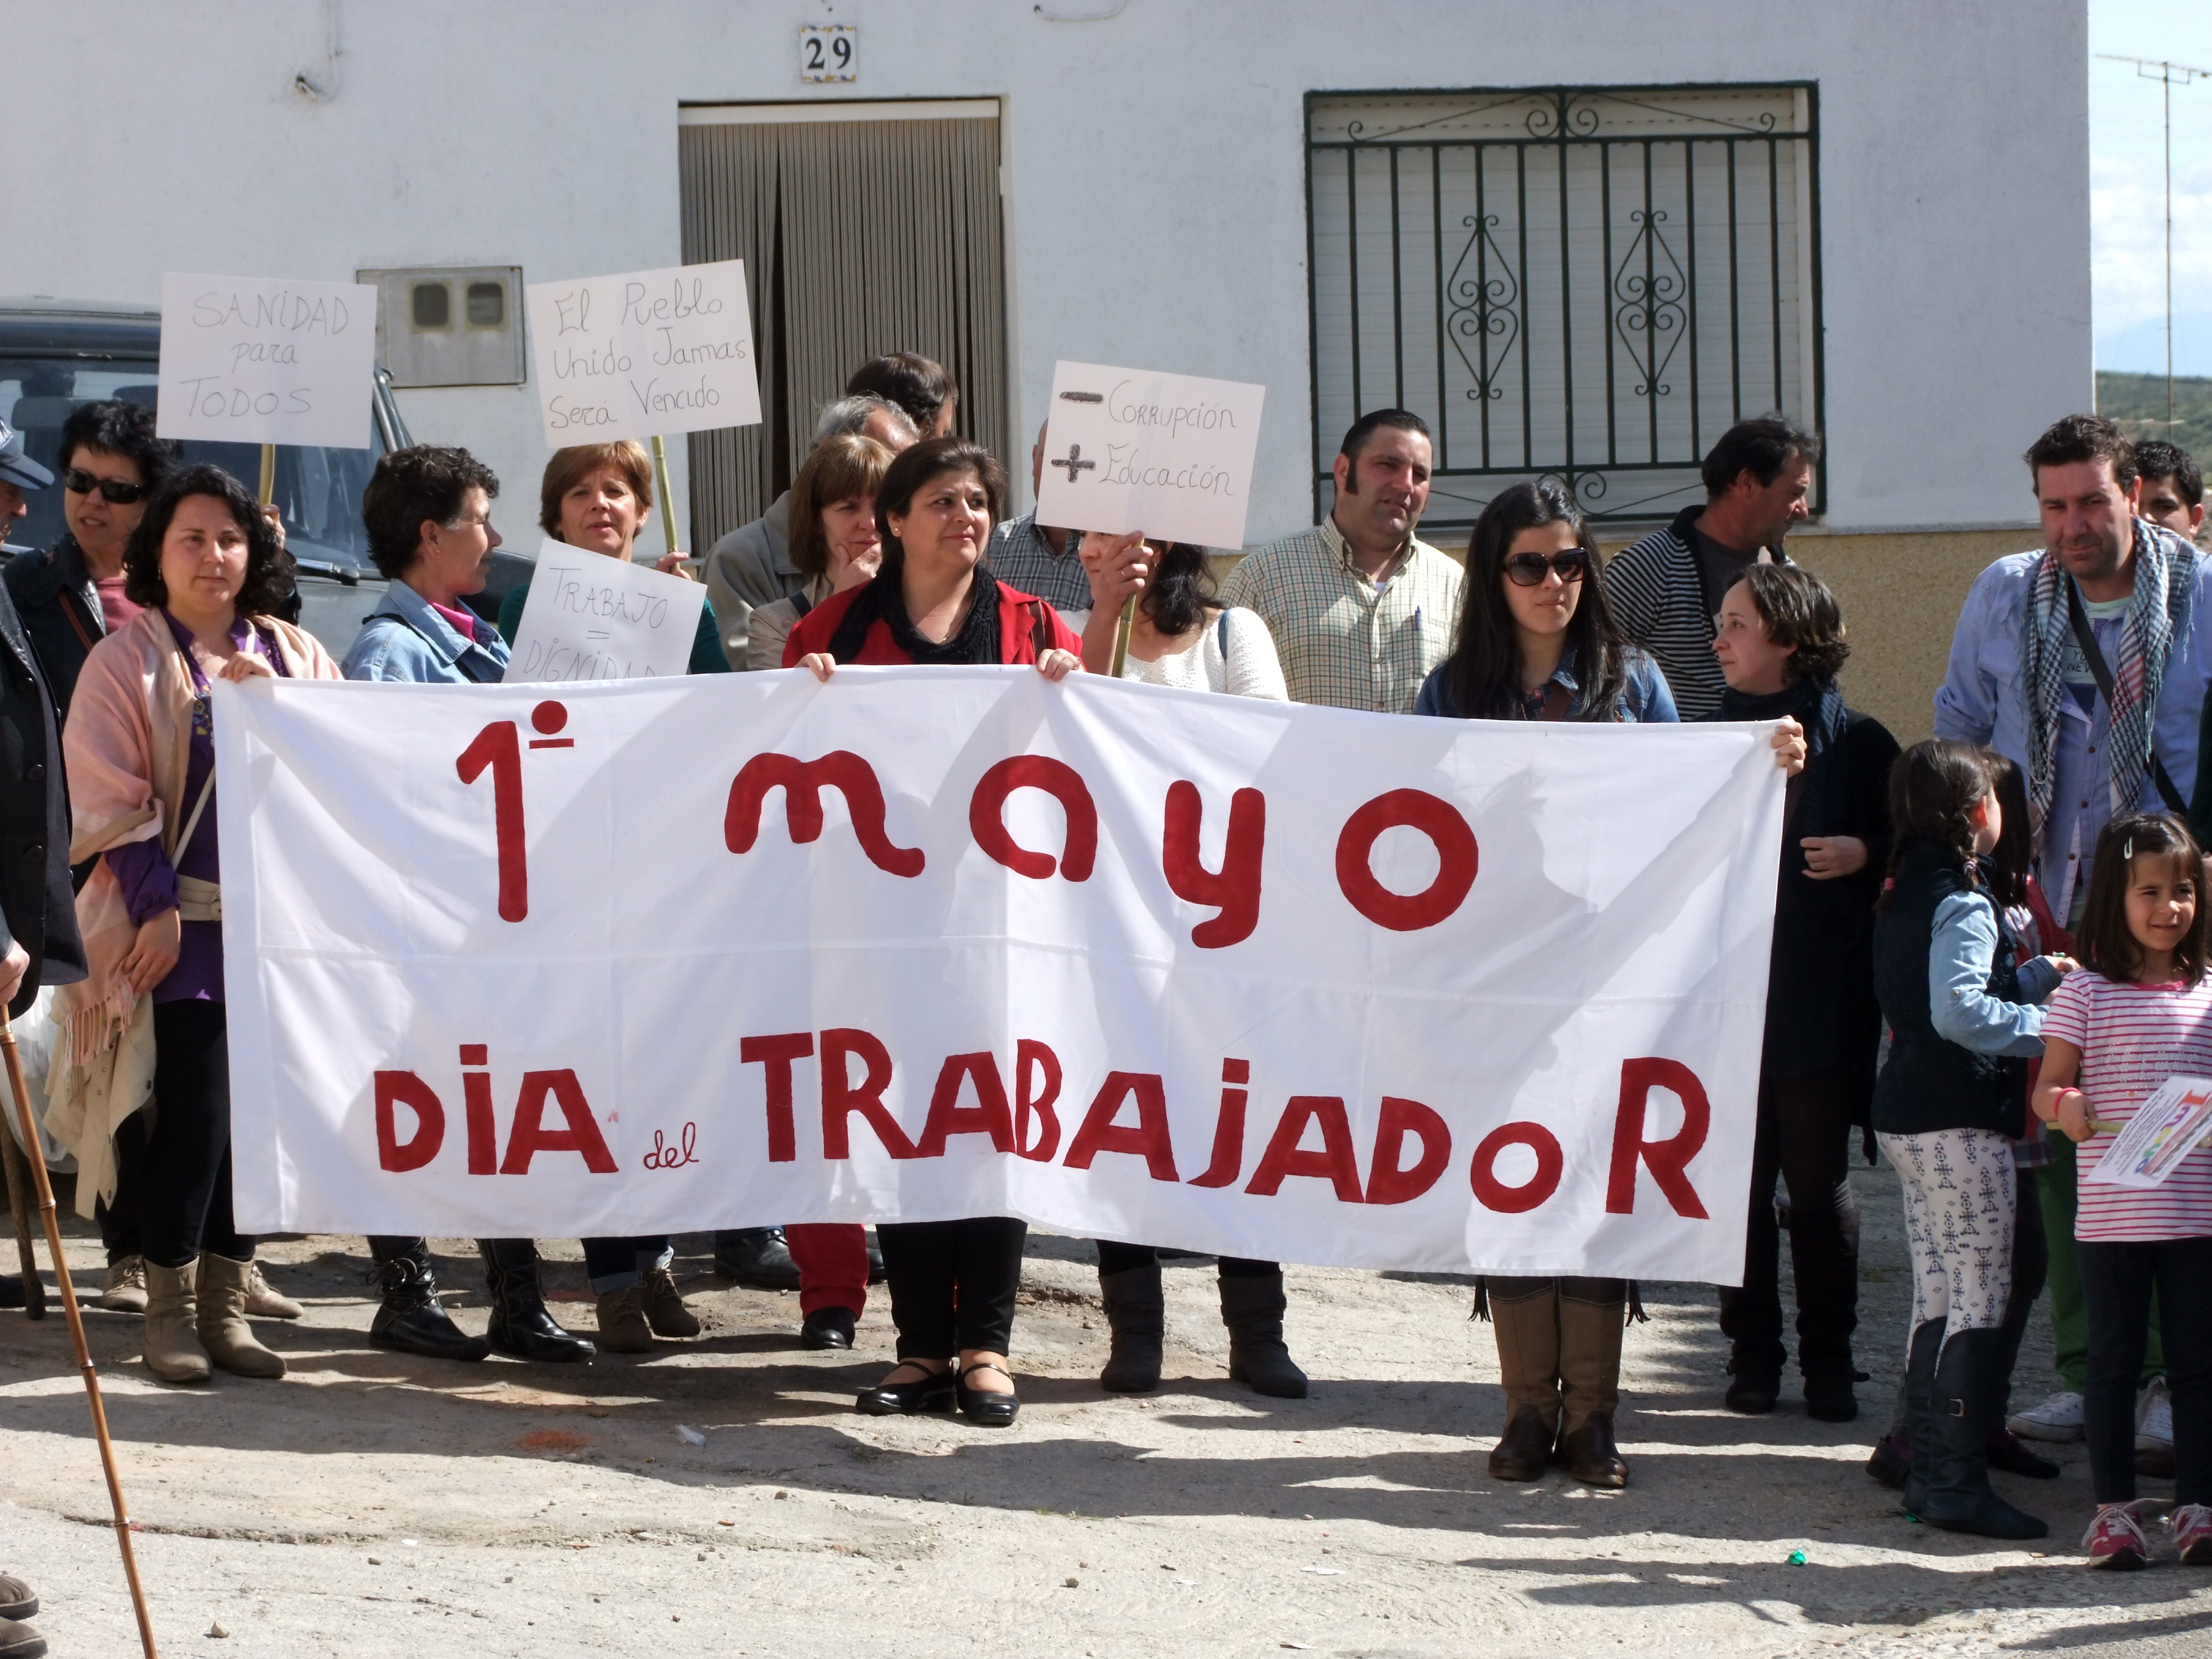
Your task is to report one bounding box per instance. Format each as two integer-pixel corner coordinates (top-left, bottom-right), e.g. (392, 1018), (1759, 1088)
(2097, 369), (2212, 461)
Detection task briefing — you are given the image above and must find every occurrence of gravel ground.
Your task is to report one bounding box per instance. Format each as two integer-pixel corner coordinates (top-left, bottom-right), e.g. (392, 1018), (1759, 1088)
(3, 1159), (2209, 1658)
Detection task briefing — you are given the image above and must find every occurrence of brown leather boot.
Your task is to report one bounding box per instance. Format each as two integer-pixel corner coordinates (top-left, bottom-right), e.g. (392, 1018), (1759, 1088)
(1485, 1277), (1563, 1479)
(1556, 1277), (1628, 1486)
(1489, 1405), (1556, 1480)
(194, 1254), (288, 1379)
(1557, 1411), (1629, 1488)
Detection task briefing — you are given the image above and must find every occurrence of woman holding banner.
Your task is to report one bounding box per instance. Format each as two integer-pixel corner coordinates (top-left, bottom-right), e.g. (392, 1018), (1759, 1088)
(789, 436), (1083, 1427)
(342, 444), (596, 1366)
(1073, 530), (1309, 1397)
(51, 465), (339, 1385)
(1415, 481), (1804, 1487)
(1703, 565), (1898, 1425)
(496, 440), (714, 1353)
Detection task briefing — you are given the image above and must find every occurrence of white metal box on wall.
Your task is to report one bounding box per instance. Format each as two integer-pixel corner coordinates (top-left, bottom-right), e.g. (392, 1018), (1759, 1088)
(359, 265), (525, 388)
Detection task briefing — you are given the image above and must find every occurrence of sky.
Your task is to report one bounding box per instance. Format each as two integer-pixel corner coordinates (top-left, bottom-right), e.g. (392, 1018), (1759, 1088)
(2091, 0), (2212, 374)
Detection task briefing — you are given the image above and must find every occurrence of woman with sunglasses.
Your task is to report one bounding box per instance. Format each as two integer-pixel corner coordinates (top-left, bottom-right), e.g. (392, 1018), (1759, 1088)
(1414, 481), (1804, 1490)
(3, 400), (177, 723)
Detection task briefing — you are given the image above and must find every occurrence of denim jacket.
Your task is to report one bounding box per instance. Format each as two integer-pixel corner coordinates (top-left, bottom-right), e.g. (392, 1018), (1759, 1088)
(342, 580), (509, 684)
(1412, 644), (1678, 723)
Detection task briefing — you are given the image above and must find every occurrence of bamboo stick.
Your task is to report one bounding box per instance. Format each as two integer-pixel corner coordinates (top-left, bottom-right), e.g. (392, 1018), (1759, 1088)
(0, 1009), (160, 1657)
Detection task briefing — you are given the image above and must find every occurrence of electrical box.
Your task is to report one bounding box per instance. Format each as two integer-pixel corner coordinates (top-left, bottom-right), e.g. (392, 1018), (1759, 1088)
(358, 265), (525, 388)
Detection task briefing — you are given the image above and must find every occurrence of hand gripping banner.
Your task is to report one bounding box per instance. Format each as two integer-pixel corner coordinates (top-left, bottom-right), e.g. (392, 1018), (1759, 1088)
(213, 669), (1782, 1282)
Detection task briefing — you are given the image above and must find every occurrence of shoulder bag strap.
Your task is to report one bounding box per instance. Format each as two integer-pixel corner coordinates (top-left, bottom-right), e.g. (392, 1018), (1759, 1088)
(1028, 599), (1051, 660)
(172, 765), (217, 864)
(2065, 579), (2187, 816)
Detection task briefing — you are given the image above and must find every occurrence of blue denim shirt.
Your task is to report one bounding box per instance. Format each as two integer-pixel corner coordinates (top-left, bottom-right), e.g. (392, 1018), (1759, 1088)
(1412, 645), (1678, 722)
(1933, 532), (2212, 920)
(343, 580), (510, 684)
(1928, 888), (2059, 1057)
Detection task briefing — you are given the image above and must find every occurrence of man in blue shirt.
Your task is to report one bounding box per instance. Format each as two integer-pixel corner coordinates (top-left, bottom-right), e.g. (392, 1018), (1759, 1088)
(1936, 414), (2212, 925)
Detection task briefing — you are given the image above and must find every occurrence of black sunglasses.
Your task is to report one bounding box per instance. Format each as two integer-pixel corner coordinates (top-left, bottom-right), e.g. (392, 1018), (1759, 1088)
(63, 467), (150, 505)
(1503, 549), (1590, 586)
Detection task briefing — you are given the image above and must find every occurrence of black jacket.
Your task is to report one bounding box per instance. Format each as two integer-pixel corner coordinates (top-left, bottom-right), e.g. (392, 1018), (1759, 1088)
(1, 534), (106, 723)
(0, 578), (86, 1017)
(1708, 680), (1899, 1083)
(1870, 839), (2026, 1140)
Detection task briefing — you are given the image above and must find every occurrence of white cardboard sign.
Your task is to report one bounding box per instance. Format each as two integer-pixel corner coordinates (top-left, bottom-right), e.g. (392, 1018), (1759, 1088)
(1033, 361), (1265, 548)
(525, 261), (762, 446)
(503, 541), (708, 683)
(156, 273), (378, 450)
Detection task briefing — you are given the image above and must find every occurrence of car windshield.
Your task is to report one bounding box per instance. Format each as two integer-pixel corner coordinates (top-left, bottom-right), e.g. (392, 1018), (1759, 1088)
(1, 356), (387, 569)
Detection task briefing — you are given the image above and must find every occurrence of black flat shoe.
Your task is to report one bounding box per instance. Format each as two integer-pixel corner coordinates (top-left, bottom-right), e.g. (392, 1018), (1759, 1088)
(1804, 1374), (1859, 1423)
(714, 1228), (802, 1291)
(956, 1361), (1020, 1428)
(801, 1307), (856, 1350)
(857, 1364), (956, 1416)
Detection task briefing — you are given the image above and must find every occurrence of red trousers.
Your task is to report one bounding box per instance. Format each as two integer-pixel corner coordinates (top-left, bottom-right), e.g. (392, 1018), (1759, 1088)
(785, 1223), (868, 1316)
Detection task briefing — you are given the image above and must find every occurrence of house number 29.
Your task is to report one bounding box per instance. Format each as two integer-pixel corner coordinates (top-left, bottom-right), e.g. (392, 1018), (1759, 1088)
(800, 25), (857, 84)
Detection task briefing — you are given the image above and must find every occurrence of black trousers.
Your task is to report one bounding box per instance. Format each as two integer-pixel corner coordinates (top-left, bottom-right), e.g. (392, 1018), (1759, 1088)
(96, 1108), (148, 1263)
(140, 1000), (252, 1269)
(877, 1217), (1026, 1359)
(2080, 1235), (2212, 1506)
(1095, 1240), (1276, 1279)
(1718, 1068), (1859, 1380)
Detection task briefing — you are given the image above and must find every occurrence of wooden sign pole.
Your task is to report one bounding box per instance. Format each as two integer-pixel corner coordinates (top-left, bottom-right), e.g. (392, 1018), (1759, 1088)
(256, 443), (276, 508)
(1, 1009), (161, 1657)
(650, 436), (680, 559)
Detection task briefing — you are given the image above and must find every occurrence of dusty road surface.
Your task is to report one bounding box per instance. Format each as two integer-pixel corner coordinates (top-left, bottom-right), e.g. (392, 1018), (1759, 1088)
(4, 1162), (2210, 1658)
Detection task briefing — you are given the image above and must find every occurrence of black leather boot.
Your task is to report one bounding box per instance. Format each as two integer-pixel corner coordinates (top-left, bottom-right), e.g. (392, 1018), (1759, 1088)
(1219, 1270), (1308, 1399)
(479, 1239), (594, 1363)
(368, 1238), (489, 1363)
(1098, 1262), (1165, 1393)
(1918, 1327), (2047, 1539)
(1901, 1318), (1944, 1517)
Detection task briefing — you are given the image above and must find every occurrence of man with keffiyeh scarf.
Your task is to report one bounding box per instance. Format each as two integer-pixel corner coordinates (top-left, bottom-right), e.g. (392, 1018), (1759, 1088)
(1934, 411), (2211, 1459)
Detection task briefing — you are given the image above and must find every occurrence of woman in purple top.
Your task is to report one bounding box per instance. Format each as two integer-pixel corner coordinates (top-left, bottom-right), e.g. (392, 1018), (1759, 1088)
(59, 466), (342, 1385)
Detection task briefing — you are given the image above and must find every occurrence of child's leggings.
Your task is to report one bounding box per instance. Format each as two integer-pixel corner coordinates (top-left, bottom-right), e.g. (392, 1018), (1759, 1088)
(2079, 1237), (2212, 1506)
(1877, 1128), (2016, 1348)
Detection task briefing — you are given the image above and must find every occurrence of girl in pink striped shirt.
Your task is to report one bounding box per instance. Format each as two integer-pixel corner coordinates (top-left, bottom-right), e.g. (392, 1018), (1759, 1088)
(2034, 812), (2212, 1569)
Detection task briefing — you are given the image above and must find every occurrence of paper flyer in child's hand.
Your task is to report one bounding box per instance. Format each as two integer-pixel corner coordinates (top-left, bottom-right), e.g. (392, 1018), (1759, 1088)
(2084, 1074), (2212, 1189)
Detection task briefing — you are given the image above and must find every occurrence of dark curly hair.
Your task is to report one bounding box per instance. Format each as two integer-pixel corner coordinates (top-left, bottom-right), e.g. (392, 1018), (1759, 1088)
(122, 464), (296, 615)
(1731, 562), (1849, 686)
(2025, 413), (2138, 494)
(57, 398), (179, 489)
(362, 445), (500, 580)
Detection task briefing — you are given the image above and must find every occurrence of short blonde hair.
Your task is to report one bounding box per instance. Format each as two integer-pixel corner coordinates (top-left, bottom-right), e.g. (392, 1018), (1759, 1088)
(787, 435), (894, 581)
(539, 441), (653, 539)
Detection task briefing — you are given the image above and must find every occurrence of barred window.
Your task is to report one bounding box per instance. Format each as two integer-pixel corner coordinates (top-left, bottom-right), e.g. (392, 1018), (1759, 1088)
(1306, 84), (1823, 531)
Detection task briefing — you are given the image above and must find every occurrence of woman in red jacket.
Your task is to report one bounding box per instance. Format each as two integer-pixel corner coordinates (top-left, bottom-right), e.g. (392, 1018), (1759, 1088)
(785, 436), (1081, 1427)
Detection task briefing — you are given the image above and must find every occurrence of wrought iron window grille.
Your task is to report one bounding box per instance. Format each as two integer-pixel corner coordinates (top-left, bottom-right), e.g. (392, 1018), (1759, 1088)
(1305, 84), (1825, 533)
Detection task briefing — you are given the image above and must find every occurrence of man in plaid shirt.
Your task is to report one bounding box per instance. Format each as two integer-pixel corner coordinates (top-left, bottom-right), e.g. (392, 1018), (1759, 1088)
(1220, 410), (1459, 712)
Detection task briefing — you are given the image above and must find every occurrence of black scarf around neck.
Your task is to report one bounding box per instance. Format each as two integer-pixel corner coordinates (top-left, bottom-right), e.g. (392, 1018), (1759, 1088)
(829, 565), (1003, 665)
(1721, 675), (1850, 839)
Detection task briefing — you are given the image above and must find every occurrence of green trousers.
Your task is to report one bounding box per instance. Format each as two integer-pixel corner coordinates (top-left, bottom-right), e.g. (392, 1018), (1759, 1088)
(2038, 1137), (2164, 1392)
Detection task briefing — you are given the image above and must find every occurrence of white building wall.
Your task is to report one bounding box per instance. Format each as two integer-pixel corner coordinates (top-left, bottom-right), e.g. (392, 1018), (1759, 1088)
(1, 0), (2085, 545)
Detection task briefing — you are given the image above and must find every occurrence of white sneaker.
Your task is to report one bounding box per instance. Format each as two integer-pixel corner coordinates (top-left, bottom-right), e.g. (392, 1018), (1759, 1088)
(2008, 1390), (2085, 1442)
(2136, 1377), (2174, 1454)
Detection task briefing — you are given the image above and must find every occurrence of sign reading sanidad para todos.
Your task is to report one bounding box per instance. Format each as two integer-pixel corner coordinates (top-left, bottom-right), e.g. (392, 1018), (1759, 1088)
(214, 670), (1782, 1282)
(524, 260), (761, 446)
(156, 273), (378, 450)
(1034, 361), (1266, 547)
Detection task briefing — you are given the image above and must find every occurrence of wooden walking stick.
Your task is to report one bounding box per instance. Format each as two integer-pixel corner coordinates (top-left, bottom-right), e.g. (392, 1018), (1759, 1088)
(2, 1116), (43, 1318)
(0, 1006), (161, 1658)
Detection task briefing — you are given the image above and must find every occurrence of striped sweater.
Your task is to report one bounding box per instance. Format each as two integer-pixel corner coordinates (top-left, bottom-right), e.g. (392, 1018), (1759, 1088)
(1599, 504), (1789, 721)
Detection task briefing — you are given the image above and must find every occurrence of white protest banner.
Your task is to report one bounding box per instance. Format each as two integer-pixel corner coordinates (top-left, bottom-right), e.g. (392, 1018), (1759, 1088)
(503, 541), (708, 683)
(1034, 361), (1265, 547)
(525, 260), (761, 446)
(156, 273), (377, 450)
(215, 671), (1782, 1282)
